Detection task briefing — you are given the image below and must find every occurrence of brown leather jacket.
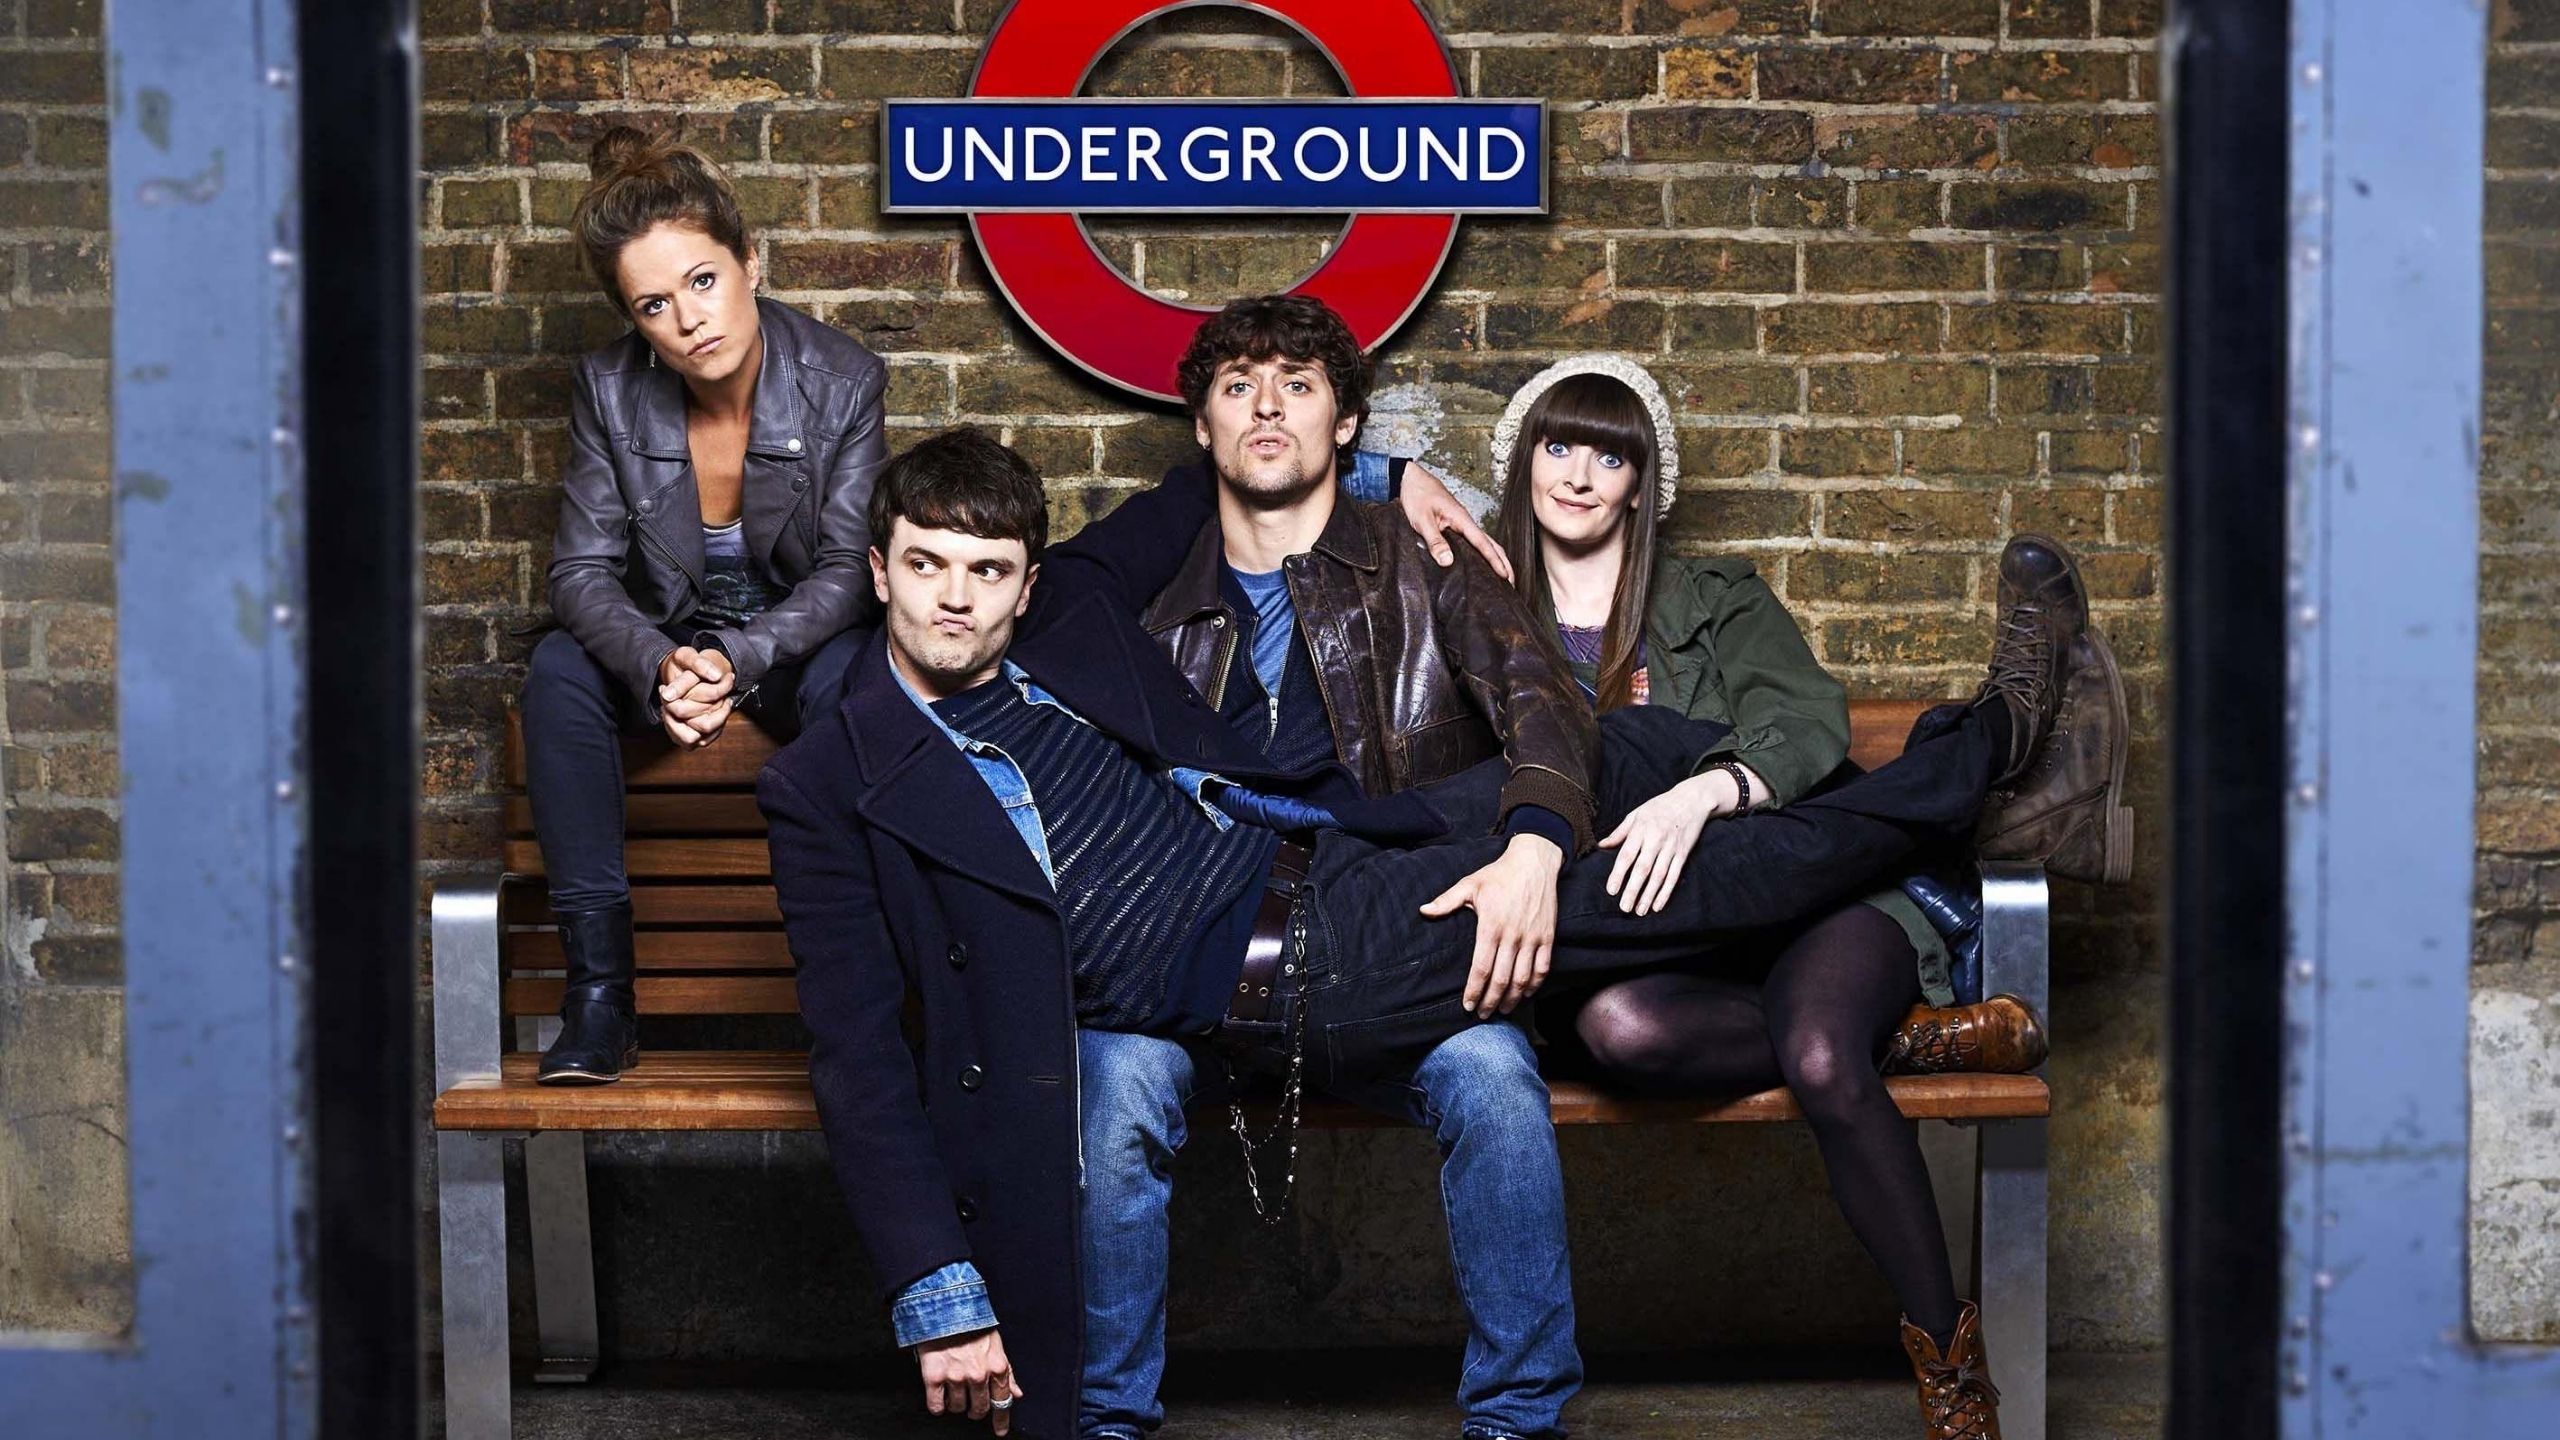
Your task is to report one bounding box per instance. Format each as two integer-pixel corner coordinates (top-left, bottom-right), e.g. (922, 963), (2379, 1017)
(1138, 494), (1600, 854)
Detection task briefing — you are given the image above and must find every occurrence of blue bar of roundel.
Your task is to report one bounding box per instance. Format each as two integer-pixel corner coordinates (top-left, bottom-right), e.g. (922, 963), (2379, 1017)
(883, 99), (1545, 213)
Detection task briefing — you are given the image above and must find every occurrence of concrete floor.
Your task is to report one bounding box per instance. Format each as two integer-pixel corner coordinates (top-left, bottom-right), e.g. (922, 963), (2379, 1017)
(461, 1349), (2164, 1439)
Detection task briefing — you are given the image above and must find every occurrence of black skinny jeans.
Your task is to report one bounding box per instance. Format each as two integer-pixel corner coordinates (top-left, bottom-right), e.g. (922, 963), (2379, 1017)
(1253, 701), (1995, 1108)
(519, 624), (862, 913)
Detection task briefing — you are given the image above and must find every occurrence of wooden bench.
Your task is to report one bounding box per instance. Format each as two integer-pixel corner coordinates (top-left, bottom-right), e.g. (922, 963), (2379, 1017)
(431, 701), (2053, 1440)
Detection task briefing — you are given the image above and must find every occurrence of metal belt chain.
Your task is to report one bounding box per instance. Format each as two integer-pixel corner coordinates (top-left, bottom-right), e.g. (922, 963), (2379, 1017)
(1229, 907), (1309, 1224)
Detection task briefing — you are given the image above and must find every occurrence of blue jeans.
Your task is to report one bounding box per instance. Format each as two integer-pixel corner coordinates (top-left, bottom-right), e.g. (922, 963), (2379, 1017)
(1075, 1025), (1579, 1440)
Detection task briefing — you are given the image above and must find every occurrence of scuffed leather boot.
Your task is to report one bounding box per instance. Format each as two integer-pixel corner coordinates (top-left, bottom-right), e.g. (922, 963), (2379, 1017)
(1976, 621), (2134, 884)
(1970, 535), (2087, 787)
(1885, 995), (2049, 1076)
(1901, 1302), (2003, 1440)
(537, 901), (639, 1085)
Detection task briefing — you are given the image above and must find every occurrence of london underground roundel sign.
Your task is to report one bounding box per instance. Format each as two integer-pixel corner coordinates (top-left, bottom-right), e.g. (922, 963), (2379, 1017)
(882, 0), (1547, 403)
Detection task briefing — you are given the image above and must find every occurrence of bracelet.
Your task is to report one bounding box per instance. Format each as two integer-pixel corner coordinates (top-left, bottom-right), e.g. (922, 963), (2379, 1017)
(1713, 760), (1753, 814)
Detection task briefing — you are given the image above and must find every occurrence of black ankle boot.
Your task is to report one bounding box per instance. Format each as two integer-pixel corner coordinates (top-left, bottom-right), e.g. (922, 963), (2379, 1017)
(1900, 872), (1985, 1005)
(537, 901), (638, 1085)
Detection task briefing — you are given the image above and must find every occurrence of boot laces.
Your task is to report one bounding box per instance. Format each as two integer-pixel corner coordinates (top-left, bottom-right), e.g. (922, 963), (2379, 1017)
(1894, 1015), (1972, 1074)
(1921, 1355), (2001, 1438)
(1978, 605), (2054, 708)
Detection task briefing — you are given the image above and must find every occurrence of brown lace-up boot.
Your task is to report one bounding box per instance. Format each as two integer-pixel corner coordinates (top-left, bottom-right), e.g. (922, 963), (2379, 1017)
(1971, 535), (2087, 787)
(1900, 1302), (2004, 1439)
(1885, 995), (2049, 1075)
(1977, 620), (2135, 884)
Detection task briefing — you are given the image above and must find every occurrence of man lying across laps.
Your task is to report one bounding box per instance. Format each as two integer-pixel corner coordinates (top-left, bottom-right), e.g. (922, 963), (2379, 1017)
(758, 427), (2091, 1439)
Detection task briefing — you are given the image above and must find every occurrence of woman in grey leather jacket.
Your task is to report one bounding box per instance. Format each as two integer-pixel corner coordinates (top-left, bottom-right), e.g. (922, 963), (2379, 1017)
(520, 126), (886, 1085)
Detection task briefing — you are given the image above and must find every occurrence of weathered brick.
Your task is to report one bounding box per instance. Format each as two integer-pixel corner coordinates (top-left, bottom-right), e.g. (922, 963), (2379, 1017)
(0, 180), (107, 230)
(421, 488), (487, 544)
(38, 492), (110, 546)
(33, 114), (107, 169)
(1816, 113), (1997, 171)
(1950, 48), (2123, 103)
(5, 679), (115, 731)
(0, 548), (111, 603)
(767, 239), (949, 291)
(0, 431), (105, 486)
(885, 361), (951, 417)
(30, 370), (107, 423)
(2008, 114), (2159, 170)
(1949, 181), (2126, 232)
(494, 366), (577, 421)
(1818, 612), (1983, 666)
(2009, 0), (2094, 39)
(773, 0), (958, 32)
(425, 45), (535, 103)
(1135, 233), (1331, 300)
(491, 0), (668, 30)
(536, 303), (630, 355)
(0, 494), (27, 543)
(830, 297), (1016, 355)
(1758, 177), (1852, 229)
(6, 805), (117, 862)
(1654, 362), (1800, 414)
(1785, 550), (1970, 603)
(0, 305), (109, 360)
(532, 46), (624, 100)
(33, 935), (121, 985)
(25, 242), (107, 296)
(1667, 177), (1756, 228)
(50, 870), (118, 926)
(425, 242), (500, 294)
(1782, 426), (1895, 475)
(1809, 362), (1988, 416)
(422, 427), (524, 485)
(1998, 242), (2085, 291)
(441, 178), (522, 228)
(630, 44), (814, 103)
(1663, 48), (1753, 100)
(512, 109), (758, 167)
(955, 360), (1122, 416)
(770, 110), (877, 165)
(1627, 0), (1811, 35)
(1628, 108), (1815, 164)
(0, 49), (107, 105)
(1443, 0), (1627, 30)
(819, 43), (972, 102)
(1764, 301), (1939, 354)
(2100, 0), (2164, 39)
(1660, 486), (1809, 547)
(40, 610), (115, 671)
(2011, 484), (2110, 541)
(1477, 45), (1655, 102)
(421, 0), (484, 37)
(2086, 242), (2160, 294)
(1758, 46), (1943, 104)
(0, 114), (31, 169)
(1998, 362), (2095, 417)
(27, 0), (106, 37)
(1099, 418), (1210, 482)
(1901, 425), (2035, 477)
(1672, 428), (1780, 479)
(2492, 112), (2560, 170)
(1947, 301), (2124, 353)
(1004, 425), (1099, 480)
(1554, 175), (1667, 227)
(1667, 305), (1761, 353)
(1826, 486), (2001, 542)
(1484, 298), (1670, 350)
(1855, 180), (1942, 232)
(1827, 0), (1997, 33)
(423, 302), (537, 354)
(422, 114), (502, 170)
(1805, 241), (1982, 292)
(1616, 238), (1794, 292)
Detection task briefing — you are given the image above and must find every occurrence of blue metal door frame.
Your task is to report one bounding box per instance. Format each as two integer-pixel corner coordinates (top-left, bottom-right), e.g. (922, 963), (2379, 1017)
(2279, 0), (2560, 1431)
(0, 0), (318, 1432)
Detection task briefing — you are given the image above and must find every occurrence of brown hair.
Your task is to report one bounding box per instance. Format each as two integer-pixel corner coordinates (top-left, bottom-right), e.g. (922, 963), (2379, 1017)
(1490, 373), (1662, 712)
(569, 125), (750, 313)
(868, 428), (1052, 564)
(1175, 294), (1372, 443)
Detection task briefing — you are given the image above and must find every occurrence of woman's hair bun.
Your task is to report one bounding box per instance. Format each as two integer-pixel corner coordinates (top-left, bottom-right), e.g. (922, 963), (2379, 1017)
(588, 124), (663, 182)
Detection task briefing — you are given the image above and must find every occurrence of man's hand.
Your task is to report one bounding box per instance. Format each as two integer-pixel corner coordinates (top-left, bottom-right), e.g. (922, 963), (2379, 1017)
(657, 646), (736, 748)
(1420, 833), (1563, 1017)
(1397, 460), (1513, 582)
(916, 1326), (1021, 1434)
(1596, 771), (1736, 917)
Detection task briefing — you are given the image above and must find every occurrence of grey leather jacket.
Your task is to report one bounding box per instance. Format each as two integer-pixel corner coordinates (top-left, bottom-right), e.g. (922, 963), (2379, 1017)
(546, 297), (886, 714)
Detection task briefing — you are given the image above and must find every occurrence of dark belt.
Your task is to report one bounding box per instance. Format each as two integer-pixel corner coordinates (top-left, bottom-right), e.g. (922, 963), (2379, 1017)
(1226, 839), (1313, 1024)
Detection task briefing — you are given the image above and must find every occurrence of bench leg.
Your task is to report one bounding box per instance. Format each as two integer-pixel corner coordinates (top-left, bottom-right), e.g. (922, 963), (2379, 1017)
(525, 1130), (602, 1383)
(438, 1129), (513, 1440)
(1977, 1115), (2048, 1440)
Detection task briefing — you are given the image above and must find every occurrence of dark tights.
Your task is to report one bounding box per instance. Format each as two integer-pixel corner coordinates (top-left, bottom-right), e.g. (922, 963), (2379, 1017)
(1569, 902), (1962, 1343)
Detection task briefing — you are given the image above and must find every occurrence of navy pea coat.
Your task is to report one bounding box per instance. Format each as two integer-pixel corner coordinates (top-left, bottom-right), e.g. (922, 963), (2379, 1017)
(755, 472), (1448, 1440)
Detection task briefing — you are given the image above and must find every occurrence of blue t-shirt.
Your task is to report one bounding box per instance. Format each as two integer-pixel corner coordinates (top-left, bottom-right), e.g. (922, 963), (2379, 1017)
(1230, 564), (1296, 709)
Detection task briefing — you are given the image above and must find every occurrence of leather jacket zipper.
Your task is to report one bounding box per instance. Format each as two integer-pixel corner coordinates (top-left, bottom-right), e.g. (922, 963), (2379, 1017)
(633, 515), (702, 599)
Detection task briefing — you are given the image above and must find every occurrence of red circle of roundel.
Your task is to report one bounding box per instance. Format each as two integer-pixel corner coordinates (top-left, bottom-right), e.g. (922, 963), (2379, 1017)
(969, 0), (1461, 404)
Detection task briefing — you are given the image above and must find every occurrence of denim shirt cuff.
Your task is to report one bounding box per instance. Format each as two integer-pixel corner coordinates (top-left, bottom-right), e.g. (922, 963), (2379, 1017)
(1344, 447), (1396, 504)
(890, 1260), (998, 1348)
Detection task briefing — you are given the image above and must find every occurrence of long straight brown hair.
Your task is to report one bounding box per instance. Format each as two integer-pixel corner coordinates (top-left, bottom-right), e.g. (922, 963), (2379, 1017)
(1491, 373), (1663, 711)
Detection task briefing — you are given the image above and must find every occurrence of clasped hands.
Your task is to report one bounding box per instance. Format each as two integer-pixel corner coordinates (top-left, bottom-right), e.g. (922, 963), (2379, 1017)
(657, 645), (736, 748)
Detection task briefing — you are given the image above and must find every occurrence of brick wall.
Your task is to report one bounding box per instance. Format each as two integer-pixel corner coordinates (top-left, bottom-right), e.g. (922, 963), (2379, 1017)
(416, 0), (2170, 1351)
(2474, 0), (2560, 1346)
(0, 0), (127, 1333)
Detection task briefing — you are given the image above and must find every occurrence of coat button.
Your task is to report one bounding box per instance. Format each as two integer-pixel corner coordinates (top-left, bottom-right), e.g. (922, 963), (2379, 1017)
(638, 499), (654, 515)
(787, 437), (803, 453)
(1211, 614), (1226, 629)
(792, 476), (808, 491)
(957, 1198), (979, 1222)
(947, 942), (969, 971)
(958, 1064), (984, 1091)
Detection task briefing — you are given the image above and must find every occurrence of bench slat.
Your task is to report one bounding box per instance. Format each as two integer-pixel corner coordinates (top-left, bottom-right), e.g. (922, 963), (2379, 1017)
(502, 884), (782, 927)
(505, 711), (779, 789)
(504, 838), (772, 879)
(1844, 697), (1937, 774)
(501, 976), (801, 1016)
(505, 793), (771, 837)
(431, 1052), (2049, 1132)
(506, 930), (794, 973)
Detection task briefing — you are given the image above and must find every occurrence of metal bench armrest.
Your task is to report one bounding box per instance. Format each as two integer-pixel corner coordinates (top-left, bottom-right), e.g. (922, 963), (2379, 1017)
(432, 873), (508, 1094)
(1976, 861), (2052, 1036)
